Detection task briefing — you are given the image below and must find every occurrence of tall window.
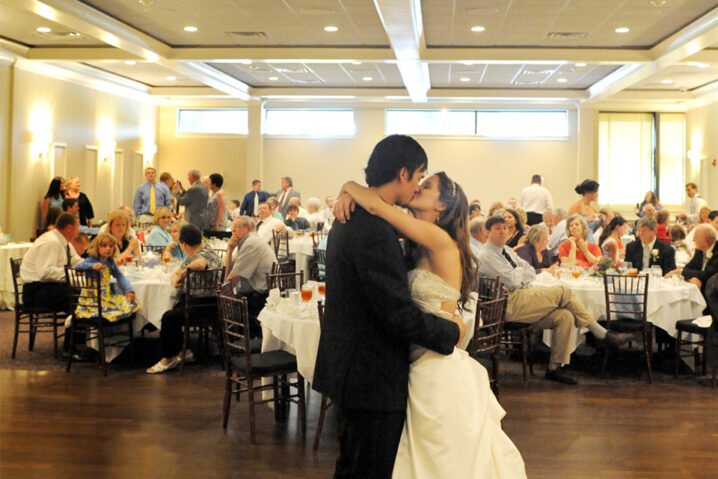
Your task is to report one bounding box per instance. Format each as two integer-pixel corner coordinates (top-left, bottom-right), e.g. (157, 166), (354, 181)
(598, 112), (685, 206)
(264, 109), (355, 137)
(176, 109), (248, 134)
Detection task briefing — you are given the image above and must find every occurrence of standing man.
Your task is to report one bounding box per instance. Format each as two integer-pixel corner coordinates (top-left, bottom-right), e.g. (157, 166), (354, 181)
(313, 135), (463, 478)
(174, 169), (209, 231)
(239, 179), (269, 218)
(520, 174), (553, 226)
(686, 182), (708, 223)
(276, 176), (300, 218)
(133, 167), (172, 223)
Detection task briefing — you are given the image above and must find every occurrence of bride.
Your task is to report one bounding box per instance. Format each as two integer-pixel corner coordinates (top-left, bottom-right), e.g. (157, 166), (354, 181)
(338, 172), (526, 479)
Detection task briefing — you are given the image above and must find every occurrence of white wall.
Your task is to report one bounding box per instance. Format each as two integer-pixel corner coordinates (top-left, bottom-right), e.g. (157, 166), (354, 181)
(686, 102), (718, 208)
(0, 61), (11, 233)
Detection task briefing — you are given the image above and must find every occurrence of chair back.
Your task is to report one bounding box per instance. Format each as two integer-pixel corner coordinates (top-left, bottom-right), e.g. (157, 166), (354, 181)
(311, 232), (326, 248)
(141, 244), (165, 254)
(213, 248), (227, 261)
(476, 274), (503, 302)
(217, 294), (252, 374)
(272, 230), (289, 260)
(64, 266), (102, 319)
(317, 300), (324, 326)
(603, 273), (649, 325)
(470, 295), (508, 358)
(271, 261), (295, 275)
(10, 258), (23, 306)
(184, 268), (225, 322)
(266, 270), (304, 293)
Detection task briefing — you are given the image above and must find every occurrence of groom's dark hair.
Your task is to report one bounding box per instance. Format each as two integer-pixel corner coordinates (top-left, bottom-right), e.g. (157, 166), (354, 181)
(364, 134), (427, 187)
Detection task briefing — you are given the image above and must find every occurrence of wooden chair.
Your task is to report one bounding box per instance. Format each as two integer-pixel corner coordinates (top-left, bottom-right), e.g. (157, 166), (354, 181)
(9, 258), (67, 359)
(674, 319), (716, 387)
(313, 301), (334, 450)
(271, 261), (295, 275)
(266, 270), (304, 294)
(64, 267), (135, 376)
(602, 273), (652, 383)
(272, 230), (290, 261)
(309, 248), (327, 282)
(180, 268), (225, 374)
(212, 248), (227, 261)
(217, 293), (306, 444)
(469, 295), (508, 396)
(310, 231), (326, 249)
(140, 244), (165, 254)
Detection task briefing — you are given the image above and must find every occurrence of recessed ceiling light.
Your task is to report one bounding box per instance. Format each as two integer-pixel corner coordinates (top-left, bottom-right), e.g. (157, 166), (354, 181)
(184, 26), (198, 32)
(324, 26), (338, 32)
(471, 26), (486, 32)
(661, 79), (673, 84)
(691, 62), (710, 69)
(124, 60), (136, 65)
(166, 76), (177, 81)
(362, 76), (373, 81)
(68, 32), (81, 38)
(352, 61), (362, 65)
(615, 27), (630, 33)
(36, 27), (51, 33)
(460, 77), (470, 82)
(557, 78), (568, 83)
(575, 62), (587, 67)
(268, 76), (279, 81)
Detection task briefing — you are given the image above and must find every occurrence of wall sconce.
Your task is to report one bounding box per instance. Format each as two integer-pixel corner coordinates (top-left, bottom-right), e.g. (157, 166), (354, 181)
(142, 144), (157, 166)
(31, 130), (53, 161)
(100, 140), (117, 162)
(687, 149), (704, 167)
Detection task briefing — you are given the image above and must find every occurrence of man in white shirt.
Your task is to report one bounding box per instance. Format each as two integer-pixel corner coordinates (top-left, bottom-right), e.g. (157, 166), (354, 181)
(225, 216), (278, 337)
(469, 217), (488, 256)
(20, 213), (82, 311)
(520, 174), (554, 226)
(255, 202), (293, 245)
(547, 208), (568, 253)
(686, 182), (708, 223)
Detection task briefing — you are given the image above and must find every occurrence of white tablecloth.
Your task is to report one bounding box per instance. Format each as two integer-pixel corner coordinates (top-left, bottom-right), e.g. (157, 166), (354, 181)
(531, 273), (706, 353)
(0, 242), (32, 309)
(288, 236), (315, 279)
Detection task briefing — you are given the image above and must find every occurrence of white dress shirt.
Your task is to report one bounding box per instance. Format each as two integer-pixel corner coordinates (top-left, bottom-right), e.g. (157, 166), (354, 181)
(256, 216), (294, 244)
(641, 238), (656, 271)
(688, 194), (708, 222)
(519, 184), (554, 214)
(547, 219), (567, 251)
(229, 232), (278, 294)
(20, 229), (82, 283)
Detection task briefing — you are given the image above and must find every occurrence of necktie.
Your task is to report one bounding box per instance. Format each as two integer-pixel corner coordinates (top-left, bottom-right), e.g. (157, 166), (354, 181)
(253, 193), (259, 216)
(256, 220), (263, 231)
(278, 191), (287, 211)
(502, 249), (517, 269)
(149, 183), (156, 214)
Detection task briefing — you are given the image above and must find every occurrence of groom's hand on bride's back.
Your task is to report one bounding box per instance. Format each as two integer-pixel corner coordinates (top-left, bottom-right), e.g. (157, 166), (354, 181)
(451, 313), (466, 347)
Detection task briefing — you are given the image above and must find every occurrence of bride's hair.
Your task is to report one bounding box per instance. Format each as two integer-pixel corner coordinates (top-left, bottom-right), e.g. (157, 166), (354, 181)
(408, 171), (475, 311)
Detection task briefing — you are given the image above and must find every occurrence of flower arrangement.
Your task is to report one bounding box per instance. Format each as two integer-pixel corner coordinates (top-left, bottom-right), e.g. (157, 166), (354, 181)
(589, 257), (618, 277)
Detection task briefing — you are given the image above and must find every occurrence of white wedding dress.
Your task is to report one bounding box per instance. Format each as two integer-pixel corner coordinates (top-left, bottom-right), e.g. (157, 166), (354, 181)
(392, 268), (527, 479)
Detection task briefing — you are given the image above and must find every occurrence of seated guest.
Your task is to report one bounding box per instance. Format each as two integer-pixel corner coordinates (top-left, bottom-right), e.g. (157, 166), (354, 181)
(228, 199), (241, 219)
(224, 217), (277, 337)
(478, 215), (629, 385)
(147, 225), (222, 374)
(684, 206), (713, 251)
(72, 232), (90, 257)
(547, 208), (568, 253)
(107, 209), (141, 264)
(632, 203), (657, 235)
(20, 213), (82, 312)
(320, 196), (335, 224)
(666, 224), (718, 294)
(285, 204), (310, 231)
(240, 179), (269, 217)
(598, 217), (628, 264)
(541, 208), (554, 230)
(655, 210), (671, 243)
(592, 207), (616, 243)
(163, 220), (188, 261)
(516, 224), (557, 273)
(39, 206), (62, 236)
(305, 197), (324, 231)
(625, 216), (676, 276)
(670, 223), (688, 251)
(469, 217), (488, 256)
(503, 208), (525, 248)
(469, 202), (482, 219)
(265, 197), (285, 221)
(488, 201), (503, 217)
(62, 198), (79, 217)
(256, 202), (292, 244)
(288, 197), (309, 219)
(558, 214), (602, 267)
(145, 207), (173, 248)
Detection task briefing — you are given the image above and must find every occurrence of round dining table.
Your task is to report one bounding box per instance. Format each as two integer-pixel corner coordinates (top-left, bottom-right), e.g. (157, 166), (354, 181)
(0, 242), (33, 309)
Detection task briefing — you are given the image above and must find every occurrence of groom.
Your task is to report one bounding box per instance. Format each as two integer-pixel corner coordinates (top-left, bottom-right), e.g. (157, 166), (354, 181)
(313, 135), (464, 478)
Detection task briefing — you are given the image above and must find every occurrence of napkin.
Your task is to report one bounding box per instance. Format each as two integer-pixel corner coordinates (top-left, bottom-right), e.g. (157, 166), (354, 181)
(533, 271), (556, 285)
(267, 288), (281, 309)
(692, 315), (713, 328)
(278, 297), (300, 316)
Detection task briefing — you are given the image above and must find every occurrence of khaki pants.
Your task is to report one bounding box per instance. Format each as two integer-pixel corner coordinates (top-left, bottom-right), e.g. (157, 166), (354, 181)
(507, 285), (594, 365)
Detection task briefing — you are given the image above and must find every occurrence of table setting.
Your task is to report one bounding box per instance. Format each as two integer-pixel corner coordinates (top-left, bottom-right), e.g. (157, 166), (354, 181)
(288, 233), (315, 277)
(0, 241), (33, 309)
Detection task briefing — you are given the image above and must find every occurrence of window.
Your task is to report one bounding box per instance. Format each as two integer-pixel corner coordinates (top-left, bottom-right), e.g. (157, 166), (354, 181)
(176, 109), (248, 135)
(385, 110), (475, 135)
(598, 112), (685, 206)
(264, 109), (355, 137)
(385, 109), (568, 138)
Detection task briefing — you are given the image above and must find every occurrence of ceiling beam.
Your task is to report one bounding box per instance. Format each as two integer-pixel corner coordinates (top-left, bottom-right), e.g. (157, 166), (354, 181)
(587, 4), (718, 102)
(0, 38), (30, 58)
(373, 0), (430, 102)
(171, 47), (396, 63)
(422, 48), (652, 65)
(28, 47), (140, 61)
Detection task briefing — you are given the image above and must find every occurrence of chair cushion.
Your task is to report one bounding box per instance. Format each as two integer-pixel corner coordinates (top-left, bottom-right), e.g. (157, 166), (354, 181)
(675, 319), (709, 335)
(231, 349), (297, 375)
(605, 318), (651, 332)
(504, 321), (531, 331)
(231, 338), (262, 354)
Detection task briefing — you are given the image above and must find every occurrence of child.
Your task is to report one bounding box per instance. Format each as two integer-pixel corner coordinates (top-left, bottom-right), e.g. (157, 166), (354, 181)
(74, 233), (140, 321)
(163, 220), (188, 261)
(72, 232), (91, 257)
(656, 210), (671, 243)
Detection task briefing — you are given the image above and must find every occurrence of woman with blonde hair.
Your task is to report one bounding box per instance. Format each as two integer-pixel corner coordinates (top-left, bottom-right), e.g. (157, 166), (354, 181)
(145, 207), (173, 247)
(107, 209), (141, 263)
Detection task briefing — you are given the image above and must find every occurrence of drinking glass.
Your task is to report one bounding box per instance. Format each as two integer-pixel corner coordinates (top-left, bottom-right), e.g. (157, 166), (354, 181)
(317, 282), (326, 297)
(571, 266), (581, 279)
(301, 284), (313, 302)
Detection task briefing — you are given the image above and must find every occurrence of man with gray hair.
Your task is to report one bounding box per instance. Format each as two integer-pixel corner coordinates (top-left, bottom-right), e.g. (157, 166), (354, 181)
(625, 216), (676, 275)
(276, 176), (301, 217)
(520, 174), (553, 226)
(469, 216), (488, 255)
(306, 197), (324, 231)
(667, 224), (718, 294)
(175, 169), (209, 230)
(225, 216), (278, 336)
(547, 208), (568, 253)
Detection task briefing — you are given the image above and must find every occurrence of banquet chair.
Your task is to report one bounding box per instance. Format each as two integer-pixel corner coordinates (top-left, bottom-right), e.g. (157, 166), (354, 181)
(217, 293), (306, 444)
(266, 271), (304, 294)
(9, 258), (67, 359)
(469, 295), (508, 396)
(272, 230), (290, 262)
(309, 248), (327, 282)
(212, 248), (227, 261)
(310, 232), (326, 249)
(313, 300), (334, 450)
(674, 319), (710, 381)
(64, 266), (134, 376)
(478, 274), (533, 382)
(601, 273), (652, 383)
(180, 268), (225, 374)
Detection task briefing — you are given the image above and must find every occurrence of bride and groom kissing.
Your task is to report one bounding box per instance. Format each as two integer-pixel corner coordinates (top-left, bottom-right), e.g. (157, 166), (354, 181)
(313, 135), (526, 479)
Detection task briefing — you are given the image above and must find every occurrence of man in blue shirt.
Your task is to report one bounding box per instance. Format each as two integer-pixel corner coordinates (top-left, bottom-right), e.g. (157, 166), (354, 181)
(133, 167), (172, 224)
(239, 179), (269, 218)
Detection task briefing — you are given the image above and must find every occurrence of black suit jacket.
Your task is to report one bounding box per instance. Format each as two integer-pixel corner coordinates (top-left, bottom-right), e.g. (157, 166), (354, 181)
(682, 242), (718, 293)
(624, 239), (676, 276)
(239, 191), (269, 216)
(312, 206), (459, 412)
